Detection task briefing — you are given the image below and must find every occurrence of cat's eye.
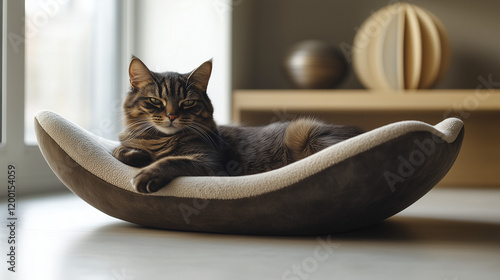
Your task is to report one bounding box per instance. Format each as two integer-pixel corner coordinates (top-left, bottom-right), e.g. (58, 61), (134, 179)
(182, 100), (196, 107)
(148, 98), (163, 106)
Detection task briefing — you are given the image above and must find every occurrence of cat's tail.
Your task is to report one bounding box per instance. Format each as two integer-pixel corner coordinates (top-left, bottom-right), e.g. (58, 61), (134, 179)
(284, 118), (323, 161)
(284, 118), (363, 161)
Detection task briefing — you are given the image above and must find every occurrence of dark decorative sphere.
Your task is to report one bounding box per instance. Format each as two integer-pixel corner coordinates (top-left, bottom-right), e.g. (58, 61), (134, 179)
(283, 40), (348, 89)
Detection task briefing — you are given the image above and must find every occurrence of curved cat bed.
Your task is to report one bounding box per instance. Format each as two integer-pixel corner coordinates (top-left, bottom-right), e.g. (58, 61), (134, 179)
(35, 111), (464, 235)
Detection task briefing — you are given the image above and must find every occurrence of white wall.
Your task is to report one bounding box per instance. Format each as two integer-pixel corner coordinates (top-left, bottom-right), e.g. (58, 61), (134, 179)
(133, 0), (232, 124)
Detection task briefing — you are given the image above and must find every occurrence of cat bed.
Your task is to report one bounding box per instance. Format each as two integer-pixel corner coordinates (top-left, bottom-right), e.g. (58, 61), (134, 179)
(35, 111), (464, 235)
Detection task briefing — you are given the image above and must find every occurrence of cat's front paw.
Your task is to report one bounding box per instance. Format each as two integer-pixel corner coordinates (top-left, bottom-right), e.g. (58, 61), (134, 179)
(114, 146), (153, 167)
(132, 167), (172, 193)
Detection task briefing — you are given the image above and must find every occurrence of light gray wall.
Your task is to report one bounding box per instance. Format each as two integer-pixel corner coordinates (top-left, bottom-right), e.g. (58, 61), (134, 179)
(232, 0), (500, 89)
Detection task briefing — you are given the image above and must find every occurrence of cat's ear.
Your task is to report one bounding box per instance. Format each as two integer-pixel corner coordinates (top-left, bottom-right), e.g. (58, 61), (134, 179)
(129, 56), (153, 89)
(187, 59), (212, 92)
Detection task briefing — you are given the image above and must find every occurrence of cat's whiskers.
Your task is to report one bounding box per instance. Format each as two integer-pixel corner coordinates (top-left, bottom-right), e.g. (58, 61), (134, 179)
(183, 122), (220, 148)
(123, 119), (149, 129)
(192, 122), (229, 144)
(120, 119), (157, 141)
(122, 121), (150, 134)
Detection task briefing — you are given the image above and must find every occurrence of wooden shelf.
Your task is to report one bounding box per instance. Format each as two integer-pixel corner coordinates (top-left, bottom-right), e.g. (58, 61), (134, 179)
(232, 89), (500, 187)
(233, 90), (500, 121)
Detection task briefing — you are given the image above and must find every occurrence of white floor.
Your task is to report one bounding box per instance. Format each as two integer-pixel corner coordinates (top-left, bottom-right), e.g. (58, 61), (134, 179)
(1, 188), (500, 280)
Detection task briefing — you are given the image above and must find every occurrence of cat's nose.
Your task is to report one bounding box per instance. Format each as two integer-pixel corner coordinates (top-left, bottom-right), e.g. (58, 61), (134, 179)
(166, 113), (177, 121)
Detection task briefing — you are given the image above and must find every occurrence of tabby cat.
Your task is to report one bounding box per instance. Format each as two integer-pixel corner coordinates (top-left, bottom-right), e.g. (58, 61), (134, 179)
(114, 57), (363, 193)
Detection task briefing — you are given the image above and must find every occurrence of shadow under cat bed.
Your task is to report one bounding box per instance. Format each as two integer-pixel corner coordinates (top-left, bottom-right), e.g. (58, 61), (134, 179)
(35, 111), (463, 235)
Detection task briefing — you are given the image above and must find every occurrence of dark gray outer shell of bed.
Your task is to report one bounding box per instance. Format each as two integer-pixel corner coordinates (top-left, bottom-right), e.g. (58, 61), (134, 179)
(34, 111), (464, 235)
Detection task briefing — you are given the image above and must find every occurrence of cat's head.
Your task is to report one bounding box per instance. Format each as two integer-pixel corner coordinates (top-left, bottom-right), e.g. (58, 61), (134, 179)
(123, 57), (215, 136)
